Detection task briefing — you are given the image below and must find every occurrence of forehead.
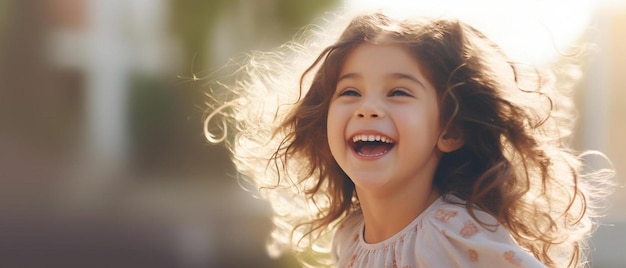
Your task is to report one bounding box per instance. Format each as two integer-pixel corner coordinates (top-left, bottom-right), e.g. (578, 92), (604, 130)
(338, 43), (432, 87)
(339, 43), (425, 77)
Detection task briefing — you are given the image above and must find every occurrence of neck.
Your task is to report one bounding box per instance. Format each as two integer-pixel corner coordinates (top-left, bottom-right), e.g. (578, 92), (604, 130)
(357, 185), (439, 244)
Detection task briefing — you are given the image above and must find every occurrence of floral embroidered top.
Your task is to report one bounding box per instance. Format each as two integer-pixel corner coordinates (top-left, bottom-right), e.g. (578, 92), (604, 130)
(332, 195), (546, 268)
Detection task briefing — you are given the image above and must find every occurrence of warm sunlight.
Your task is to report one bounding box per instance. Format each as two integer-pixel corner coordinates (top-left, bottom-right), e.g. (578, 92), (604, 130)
(344, 0), (595, 64)
(5, 1), (623, 267)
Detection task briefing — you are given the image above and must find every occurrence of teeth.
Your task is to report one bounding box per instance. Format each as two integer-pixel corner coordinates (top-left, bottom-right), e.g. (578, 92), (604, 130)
(351, 134), (393, 143)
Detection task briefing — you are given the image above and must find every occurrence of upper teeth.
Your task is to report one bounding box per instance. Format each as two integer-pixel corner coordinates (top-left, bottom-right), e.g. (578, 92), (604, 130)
(352, 134), (393, 143)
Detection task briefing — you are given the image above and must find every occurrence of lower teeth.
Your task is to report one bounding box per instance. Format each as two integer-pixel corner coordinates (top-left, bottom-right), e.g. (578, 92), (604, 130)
(357, 151), (387, 157)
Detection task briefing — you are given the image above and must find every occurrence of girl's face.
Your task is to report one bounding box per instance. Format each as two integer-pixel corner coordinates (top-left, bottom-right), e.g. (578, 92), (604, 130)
(327, 43), (444, 195)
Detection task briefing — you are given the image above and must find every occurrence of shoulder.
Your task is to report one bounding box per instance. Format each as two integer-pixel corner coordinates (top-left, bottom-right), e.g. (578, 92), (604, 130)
(423, 196), (504, 242)
(414, 195), (547, 267)
(331, 209), (363, 262)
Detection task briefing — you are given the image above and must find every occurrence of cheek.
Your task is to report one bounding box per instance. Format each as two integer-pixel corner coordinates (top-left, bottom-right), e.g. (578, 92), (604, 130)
(326, 104), (347, 153)
(396, 106), (441, 139)
(426, 104), (442, 133)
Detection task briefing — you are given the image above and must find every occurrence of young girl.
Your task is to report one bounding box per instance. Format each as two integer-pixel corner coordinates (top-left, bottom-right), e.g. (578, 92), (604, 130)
(205, 11), (613, 268)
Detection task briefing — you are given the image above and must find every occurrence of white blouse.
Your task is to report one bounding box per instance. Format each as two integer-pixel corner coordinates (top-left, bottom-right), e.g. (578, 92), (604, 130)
(332, 195), (546, 268)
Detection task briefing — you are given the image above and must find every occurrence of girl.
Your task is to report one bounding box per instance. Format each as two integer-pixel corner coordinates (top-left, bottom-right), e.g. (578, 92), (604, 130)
(205, 11), (613, 268)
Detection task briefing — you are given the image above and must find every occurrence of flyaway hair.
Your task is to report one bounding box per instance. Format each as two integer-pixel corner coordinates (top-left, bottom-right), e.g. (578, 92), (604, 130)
(204, 11), (614, 268)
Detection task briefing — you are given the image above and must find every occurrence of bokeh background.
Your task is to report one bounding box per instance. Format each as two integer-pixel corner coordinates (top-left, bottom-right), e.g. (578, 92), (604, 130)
(0, 0), (624, 267)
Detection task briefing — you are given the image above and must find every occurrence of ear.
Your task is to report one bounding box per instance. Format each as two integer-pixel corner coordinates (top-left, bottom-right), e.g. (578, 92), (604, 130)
(437, 125), (464, 153)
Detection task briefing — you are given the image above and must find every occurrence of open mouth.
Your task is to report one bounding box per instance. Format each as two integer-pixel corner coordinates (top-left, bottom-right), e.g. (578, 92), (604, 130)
(349, 134), (395, 157)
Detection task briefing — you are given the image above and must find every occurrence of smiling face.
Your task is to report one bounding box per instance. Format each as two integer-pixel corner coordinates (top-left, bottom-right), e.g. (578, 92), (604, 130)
(327, 43), (445, 195)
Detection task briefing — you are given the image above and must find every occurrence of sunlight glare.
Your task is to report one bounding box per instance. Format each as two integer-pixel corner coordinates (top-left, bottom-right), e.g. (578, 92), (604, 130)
(343, 0), (595, 64)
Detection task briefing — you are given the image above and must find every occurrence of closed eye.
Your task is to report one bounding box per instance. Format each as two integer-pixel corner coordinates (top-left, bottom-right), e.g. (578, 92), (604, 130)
(338, 88), (361, 97)
(388, 88), (413, 97)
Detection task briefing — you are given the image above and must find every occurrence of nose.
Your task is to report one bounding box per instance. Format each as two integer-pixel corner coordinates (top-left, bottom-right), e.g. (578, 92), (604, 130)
(355, 100), (384, 119)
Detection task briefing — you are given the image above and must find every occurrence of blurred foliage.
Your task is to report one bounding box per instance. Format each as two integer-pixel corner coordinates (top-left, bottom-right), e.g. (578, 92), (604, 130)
(275, 0), (338, 27)
(160, 0), (340, 177)
(128, 74), (180, 156)
(168, 0), (228, 71)
(168, 0), (338, 70)
(128, 0), (348, 176)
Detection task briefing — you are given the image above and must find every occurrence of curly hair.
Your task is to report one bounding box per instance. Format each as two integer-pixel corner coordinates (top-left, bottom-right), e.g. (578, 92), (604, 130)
(205, 11), (613, 268)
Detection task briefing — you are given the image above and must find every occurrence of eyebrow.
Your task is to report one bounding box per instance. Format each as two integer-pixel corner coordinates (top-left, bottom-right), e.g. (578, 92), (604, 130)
(390, 73), (426, 88)
(337, 72), (427, 89)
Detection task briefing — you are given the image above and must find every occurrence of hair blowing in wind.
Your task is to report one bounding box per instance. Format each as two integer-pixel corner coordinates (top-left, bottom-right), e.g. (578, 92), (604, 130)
(204, 11), (614, 268)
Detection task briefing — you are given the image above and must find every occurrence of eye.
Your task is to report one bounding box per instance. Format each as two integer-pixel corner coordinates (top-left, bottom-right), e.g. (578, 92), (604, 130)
(338, 88), (360, 97)
(388, 88), (412, 97)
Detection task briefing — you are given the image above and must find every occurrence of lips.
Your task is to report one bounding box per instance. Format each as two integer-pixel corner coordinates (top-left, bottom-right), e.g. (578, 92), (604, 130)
(349, 133), (395, 157)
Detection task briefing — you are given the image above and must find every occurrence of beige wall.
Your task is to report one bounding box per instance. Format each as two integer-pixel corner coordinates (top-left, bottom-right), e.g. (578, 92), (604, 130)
(597, 6), (626, 222)
(606, 9), (626, 221)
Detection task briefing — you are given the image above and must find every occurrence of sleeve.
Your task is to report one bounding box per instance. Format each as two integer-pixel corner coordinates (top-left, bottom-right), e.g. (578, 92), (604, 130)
(415, 206), (547, 268)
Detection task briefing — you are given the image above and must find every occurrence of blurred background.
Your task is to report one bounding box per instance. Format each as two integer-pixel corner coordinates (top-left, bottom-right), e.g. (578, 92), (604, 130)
(0, 0), (624, 267)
